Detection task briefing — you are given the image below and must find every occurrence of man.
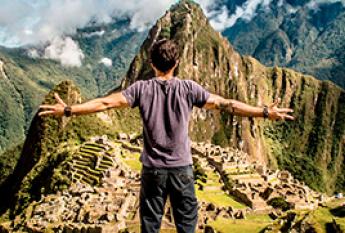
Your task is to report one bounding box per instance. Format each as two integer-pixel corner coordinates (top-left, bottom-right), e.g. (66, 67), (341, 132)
(39, 39), (294, 233)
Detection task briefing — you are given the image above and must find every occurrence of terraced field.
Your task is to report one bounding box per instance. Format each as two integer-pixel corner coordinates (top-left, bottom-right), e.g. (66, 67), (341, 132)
(69, 142), (115, 185)
(195, 170), (246, 209)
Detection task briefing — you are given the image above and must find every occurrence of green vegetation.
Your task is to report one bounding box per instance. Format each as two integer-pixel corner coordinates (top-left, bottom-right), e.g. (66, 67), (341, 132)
(0, 143), (23, 186)
(311, 199), (345, 233)
(224, 1), (345, 89)
(267, 197), (291, 211)
(121, 150), (142, 172)
(0, 81), (137, 217)
(196, 189), (246, 209)
(209, 215), (271, 233)
(195, 169), (246, 209)
(264, 199), (345, 233)
(262, 73), (345, 193)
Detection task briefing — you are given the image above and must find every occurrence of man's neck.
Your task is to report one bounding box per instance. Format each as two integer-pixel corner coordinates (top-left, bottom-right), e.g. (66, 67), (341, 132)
(155, 70), (175, 81)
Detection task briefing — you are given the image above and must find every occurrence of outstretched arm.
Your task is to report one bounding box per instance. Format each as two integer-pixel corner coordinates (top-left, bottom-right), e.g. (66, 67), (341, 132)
(39, 92), (129, 117)
(203, 94), (294, 120)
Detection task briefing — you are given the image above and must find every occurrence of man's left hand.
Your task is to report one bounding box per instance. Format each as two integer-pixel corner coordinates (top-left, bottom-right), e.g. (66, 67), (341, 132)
(267, 98), (295, 121)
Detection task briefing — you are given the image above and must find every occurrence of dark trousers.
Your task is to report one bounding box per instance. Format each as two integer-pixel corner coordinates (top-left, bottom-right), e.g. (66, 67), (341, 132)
(140, 165), (198, 233)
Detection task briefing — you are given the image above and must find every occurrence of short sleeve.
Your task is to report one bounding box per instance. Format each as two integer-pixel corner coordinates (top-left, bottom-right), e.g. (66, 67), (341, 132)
(189, 81), (210, 108)
(122, 81), (143, 108)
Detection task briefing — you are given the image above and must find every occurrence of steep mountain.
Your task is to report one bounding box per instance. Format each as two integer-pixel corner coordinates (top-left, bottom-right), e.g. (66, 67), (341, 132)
(122, 0), (345, 193)
(223, 0), (345, 88)
(0, 20), (146, 182)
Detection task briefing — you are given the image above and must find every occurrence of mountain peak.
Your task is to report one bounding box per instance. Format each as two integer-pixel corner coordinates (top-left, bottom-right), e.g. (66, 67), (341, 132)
(170, 0), (204, 14)
(123, 0), (237, 88)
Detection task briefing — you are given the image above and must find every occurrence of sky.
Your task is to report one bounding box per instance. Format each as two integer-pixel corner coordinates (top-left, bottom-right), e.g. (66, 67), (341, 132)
(0, 0), (342, 66)
(0, 0), (279, 47)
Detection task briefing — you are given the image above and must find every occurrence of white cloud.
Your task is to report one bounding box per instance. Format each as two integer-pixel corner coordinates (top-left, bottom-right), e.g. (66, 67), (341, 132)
(0, 0), (177, 47)
(27, 48), (40, 59)
(43, 37), (85, 67)
(1, 0), (344, 49)
(306, 0), (345, 10)
(209, 0), (273, 31)
(99, 57), (113, 67)
(82, 30), (105, 38)
(0, 0), (179, 66)
(0, 0), (276, 47)
(0, 0), (33, 26)
(278, 0), (284, 7)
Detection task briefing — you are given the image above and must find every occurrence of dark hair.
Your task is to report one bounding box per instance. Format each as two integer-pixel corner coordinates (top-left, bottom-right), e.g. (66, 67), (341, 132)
(149, 39), (179, 73)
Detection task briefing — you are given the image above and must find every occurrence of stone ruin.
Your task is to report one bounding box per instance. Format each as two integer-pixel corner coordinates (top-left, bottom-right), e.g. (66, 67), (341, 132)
(0, 136), (329, 232)
(191, 142), (328, 215)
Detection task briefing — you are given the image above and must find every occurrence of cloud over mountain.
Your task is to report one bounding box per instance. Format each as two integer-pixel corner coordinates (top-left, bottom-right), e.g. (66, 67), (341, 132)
(2, 0), (345, 47)
(43, 37), (85, 67)
(207, 0), (273, 31)
(1, 0), (344, 66)
(0, 0), (178, 47)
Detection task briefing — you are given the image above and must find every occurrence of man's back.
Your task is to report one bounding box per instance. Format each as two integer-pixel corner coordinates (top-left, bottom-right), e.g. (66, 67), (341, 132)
(122, 77), (210, 168)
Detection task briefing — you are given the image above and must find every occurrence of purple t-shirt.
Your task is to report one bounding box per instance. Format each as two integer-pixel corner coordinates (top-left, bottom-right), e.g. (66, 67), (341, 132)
(122, 77), (210, 168)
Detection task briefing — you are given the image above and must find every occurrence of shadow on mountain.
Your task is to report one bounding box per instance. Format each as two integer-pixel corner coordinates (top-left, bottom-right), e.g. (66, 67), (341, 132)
(0, 112), (52, 217)
(330, 205), (345, 218)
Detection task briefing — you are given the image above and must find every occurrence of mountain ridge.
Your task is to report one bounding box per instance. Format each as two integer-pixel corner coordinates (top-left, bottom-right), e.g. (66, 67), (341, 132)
(224, 0), (345, 89)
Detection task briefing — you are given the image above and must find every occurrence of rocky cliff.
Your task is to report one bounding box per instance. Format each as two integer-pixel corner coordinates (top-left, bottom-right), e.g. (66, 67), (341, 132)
(122, 0), (345, 193)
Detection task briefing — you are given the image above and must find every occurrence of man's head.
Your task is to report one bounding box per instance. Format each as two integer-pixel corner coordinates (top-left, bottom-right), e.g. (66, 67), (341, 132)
(149, 39), (179, 74)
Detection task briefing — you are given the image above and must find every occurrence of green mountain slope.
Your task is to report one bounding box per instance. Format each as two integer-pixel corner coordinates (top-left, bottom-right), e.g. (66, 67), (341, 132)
(224, 0), (345, 88)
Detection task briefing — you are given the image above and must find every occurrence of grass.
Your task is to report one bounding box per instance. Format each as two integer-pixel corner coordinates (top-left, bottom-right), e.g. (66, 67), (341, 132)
(126, 224), (203, 233)
(196, 189), (246, 209)
(204, 171), (222, 185)
(196, 170), (247, 209)
(310, 198), (345, 232)
(121, 151), (142, 172)
(209, 216), (271, 233)
(271, 199), (345, 233)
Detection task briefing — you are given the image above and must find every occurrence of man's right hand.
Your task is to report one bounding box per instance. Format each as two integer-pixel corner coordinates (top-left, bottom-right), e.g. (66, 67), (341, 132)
(39, 93), (67, 117)
(39, 92), (130, 117)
